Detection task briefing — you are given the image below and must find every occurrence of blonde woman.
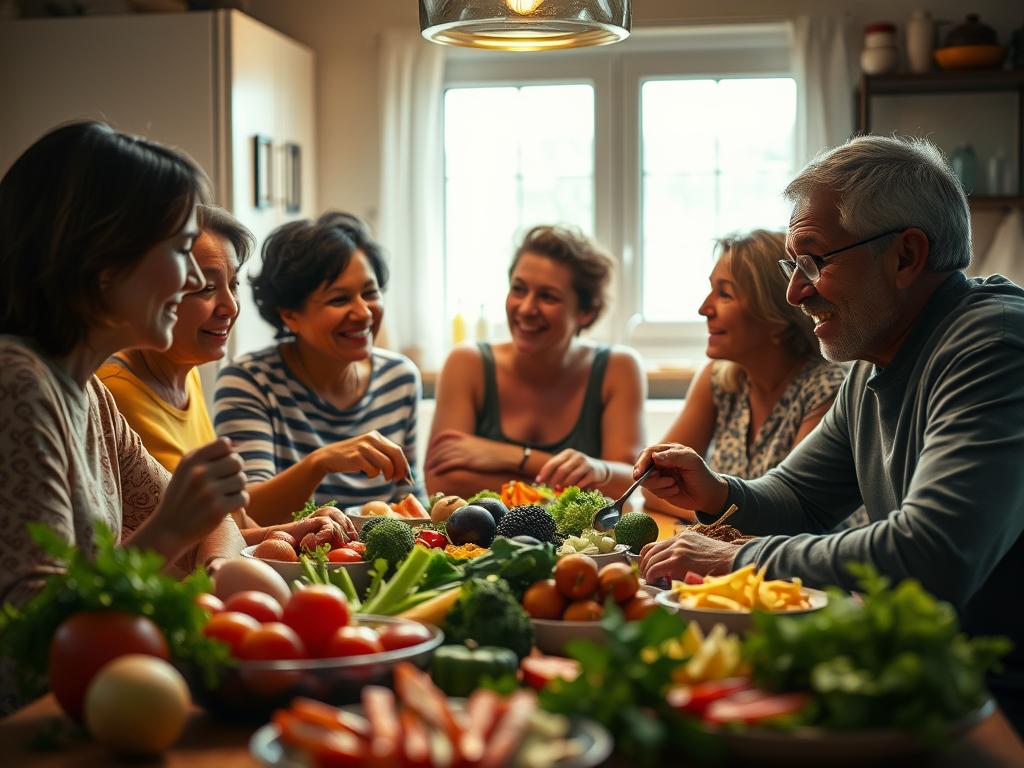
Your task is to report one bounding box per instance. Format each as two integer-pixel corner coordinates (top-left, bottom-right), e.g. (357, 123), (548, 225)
(644, 230), (847, 520)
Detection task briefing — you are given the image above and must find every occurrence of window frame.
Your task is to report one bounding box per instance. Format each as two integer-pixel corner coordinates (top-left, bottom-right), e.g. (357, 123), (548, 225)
(442, 23), (793, 362)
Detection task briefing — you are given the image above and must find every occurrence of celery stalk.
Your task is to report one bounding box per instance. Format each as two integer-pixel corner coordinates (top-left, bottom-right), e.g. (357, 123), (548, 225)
(361, 545), (433, 615)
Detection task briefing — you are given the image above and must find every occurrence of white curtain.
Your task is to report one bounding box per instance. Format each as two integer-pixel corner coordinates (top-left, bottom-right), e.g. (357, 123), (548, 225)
(378, 29), (446, 370)
(792, 16), (856, 166)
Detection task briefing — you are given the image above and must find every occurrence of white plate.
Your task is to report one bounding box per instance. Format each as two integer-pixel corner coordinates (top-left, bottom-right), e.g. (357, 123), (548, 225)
(654, 587), (828, 635)
(343, 505), (429, 533)
(250, 706), (613, 768)
(240, 545), (372, 594)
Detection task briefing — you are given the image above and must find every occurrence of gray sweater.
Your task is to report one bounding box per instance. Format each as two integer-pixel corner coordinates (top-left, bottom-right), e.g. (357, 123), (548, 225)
(701, 272), (1024, 697)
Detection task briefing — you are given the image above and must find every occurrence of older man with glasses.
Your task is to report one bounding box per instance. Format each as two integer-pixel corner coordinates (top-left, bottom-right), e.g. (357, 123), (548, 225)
(636, 134), (1024, 732)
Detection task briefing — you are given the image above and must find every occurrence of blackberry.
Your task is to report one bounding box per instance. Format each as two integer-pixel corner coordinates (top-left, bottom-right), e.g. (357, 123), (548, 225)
(495, 504), (558, 544)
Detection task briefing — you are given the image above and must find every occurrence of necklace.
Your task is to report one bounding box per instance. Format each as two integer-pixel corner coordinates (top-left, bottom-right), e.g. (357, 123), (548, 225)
(290, 343), (363, 408)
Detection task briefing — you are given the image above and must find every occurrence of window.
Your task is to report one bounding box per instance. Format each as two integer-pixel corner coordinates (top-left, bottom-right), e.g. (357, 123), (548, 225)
(641, 77), (796, 321)
(443, 84), (595, 329)
(442, 24), (794, 362)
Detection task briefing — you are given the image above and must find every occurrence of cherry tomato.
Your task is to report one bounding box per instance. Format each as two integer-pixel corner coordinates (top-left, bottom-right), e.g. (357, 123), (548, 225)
(195, 593), (225, 615)
(346, 542), (366, 556)
(203, 611), (260, 657)
(282, 585), (352, 656)
(562, 600), (603, 621)
(327, 548), (362, 564)
(703, 689), (811, 725)
(553, 554), (599, 601)
(238, 623), (307, 661)
(323, 626), (384, 658)
(48, 611), (170, 722)
(224, 590), (284, 623)
(521, 655), (581, 690)
(521, 580), (566, 620)
(376, 622), (433, 651)
(598, 562), (640, 604)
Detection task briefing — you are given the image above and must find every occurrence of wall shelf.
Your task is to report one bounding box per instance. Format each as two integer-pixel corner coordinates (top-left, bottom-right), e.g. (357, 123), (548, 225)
(858, 70), (1024, 198)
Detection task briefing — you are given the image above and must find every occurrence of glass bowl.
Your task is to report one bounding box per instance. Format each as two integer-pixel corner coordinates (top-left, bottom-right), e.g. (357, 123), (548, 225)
(185, 615), (443, 721)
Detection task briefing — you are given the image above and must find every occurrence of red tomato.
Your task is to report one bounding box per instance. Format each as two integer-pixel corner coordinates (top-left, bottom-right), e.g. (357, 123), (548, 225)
(223, 590), (284, 623)
(195, 593), (225, 615)
(238, 623), (307, 661)
(376, 622), (433, 652)
(683, 571), (705, 586)
(666, 678), (752, 717)
(521, 655), (581, 690)
(703, 689), (811, 725)
(327, 548), (362, 564)
(322, 626), (384, 658)
(203, 611), (261, 657)
(48, 611), (170, 722)
(282, 585), (352, 656)
(346, 542), (366, 556)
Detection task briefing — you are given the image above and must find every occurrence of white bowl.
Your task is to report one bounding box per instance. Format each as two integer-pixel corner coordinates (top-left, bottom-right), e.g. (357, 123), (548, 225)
(241, 545), (372, 595)
(654, 587), (828, 636)
(343, 505), (429, 534)
(560, 543), (630, 568)
(531, 617), (606, 656)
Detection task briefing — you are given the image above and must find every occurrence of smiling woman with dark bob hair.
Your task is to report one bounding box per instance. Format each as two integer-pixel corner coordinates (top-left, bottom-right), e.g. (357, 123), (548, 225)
(214, 211), (421, 522)
(0, 121), (248, 712)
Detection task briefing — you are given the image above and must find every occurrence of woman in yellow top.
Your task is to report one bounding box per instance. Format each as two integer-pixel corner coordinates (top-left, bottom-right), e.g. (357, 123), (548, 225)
(99, 205), (353, 542)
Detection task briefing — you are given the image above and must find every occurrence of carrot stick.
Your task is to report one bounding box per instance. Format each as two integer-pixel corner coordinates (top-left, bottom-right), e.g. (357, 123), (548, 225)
(399, 708), (432, 768)
(363, 686), (401, 767)
(479, 689), (538, 768)
(460, 688), (506, 766)
(290, 697), (371, 740)
(393, 662), (463, 752)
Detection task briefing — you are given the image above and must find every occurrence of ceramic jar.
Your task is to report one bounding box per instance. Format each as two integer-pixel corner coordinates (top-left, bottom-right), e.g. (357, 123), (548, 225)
(862, 22), (899, 75)
(906, 10), (934, 73)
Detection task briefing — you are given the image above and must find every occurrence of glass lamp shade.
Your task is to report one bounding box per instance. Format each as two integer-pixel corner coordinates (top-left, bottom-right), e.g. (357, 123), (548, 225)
(420, 0), (631, 51)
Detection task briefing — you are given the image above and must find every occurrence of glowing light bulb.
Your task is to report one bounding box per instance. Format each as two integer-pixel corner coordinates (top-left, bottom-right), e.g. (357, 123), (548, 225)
(505, 0), (544, 15)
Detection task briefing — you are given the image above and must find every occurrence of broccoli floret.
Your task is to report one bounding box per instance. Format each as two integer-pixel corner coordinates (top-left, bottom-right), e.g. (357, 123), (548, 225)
(359, 516), (391, 542)
(444, 576), (534, 659)
(363, 518), (416, 572)
(547, 487), (610, 538)
(614, 512), (659, 554)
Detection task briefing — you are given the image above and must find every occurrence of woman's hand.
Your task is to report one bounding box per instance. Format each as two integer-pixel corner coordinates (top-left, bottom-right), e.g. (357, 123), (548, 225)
(425, 430), (508, 474)
(635, 443), (729, 513)
(313, 430), (410, 482)
(637, 531), (741, 583)
(157, 438), (249, 549)
(310, 505), (358, 541)
(536, 449), (607, 491)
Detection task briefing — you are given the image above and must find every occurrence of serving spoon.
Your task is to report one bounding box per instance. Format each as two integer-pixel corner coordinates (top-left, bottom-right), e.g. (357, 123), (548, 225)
(591, 464), (655, 532)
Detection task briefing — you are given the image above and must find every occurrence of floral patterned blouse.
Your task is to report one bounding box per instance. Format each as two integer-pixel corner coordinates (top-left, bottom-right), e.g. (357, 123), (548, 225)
(708, 358), (847, 479)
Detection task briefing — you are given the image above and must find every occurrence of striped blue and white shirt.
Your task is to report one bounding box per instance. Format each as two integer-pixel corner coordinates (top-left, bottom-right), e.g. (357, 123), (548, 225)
(214, 345), (422, 508)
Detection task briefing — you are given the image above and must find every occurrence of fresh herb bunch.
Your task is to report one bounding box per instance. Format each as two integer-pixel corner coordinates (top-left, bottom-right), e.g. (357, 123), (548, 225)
(291, 498), (337, 522)
(461, 536), (557, 598)
(539, 604), (718, 765)
(466, 489), (501, 504)
(0, 523), (230, 698)
(745, 563), (1011, 740)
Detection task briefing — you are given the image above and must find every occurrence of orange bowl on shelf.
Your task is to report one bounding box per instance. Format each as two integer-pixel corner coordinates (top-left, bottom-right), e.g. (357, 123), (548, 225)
(933, 45), (1006, 71)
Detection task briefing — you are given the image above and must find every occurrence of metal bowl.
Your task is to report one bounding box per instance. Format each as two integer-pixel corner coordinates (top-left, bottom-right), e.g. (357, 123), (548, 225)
(186, 615), (443, 721)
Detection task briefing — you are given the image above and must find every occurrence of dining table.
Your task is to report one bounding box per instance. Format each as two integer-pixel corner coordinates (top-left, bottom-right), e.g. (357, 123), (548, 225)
(2, 511), (1023, 767)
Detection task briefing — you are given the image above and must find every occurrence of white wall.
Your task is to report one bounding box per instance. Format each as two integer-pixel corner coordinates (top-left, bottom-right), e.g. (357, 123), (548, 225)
(246, 0), (1020, 225)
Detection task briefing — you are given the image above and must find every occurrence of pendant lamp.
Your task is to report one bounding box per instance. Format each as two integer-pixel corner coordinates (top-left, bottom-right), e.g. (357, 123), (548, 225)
(420, 0), (631, 51)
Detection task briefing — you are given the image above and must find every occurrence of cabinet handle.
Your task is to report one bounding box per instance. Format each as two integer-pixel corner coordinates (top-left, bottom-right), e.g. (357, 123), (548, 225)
(284, 142), (301, 214)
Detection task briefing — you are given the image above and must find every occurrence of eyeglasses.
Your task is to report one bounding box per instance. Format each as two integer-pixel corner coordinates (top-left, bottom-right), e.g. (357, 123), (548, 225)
(778, 228), (906, 283)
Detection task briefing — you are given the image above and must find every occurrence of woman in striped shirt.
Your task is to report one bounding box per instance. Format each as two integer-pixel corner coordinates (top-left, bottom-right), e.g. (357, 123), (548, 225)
(215, 212), (419, 523)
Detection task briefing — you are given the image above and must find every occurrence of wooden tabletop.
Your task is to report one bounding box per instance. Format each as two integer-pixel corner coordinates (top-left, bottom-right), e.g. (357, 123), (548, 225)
(2, 693), (1023, 767)
(4, 513), (1022, 766)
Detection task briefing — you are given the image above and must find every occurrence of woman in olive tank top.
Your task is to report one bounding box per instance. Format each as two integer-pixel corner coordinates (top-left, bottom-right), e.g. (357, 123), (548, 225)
(425, 226), (646, 499)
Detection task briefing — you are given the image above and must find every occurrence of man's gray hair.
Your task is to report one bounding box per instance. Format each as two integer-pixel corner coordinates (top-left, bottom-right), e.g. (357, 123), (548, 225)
(784, 135), (971, 272)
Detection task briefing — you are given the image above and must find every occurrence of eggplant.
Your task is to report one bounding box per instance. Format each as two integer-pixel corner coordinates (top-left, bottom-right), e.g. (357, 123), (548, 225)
(472, 497), (509, 527)
(446, 505), (497, 547)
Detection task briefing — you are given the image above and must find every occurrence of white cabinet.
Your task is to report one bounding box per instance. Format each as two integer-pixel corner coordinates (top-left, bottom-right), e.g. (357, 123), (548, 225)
(0, 9), (316, 364)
